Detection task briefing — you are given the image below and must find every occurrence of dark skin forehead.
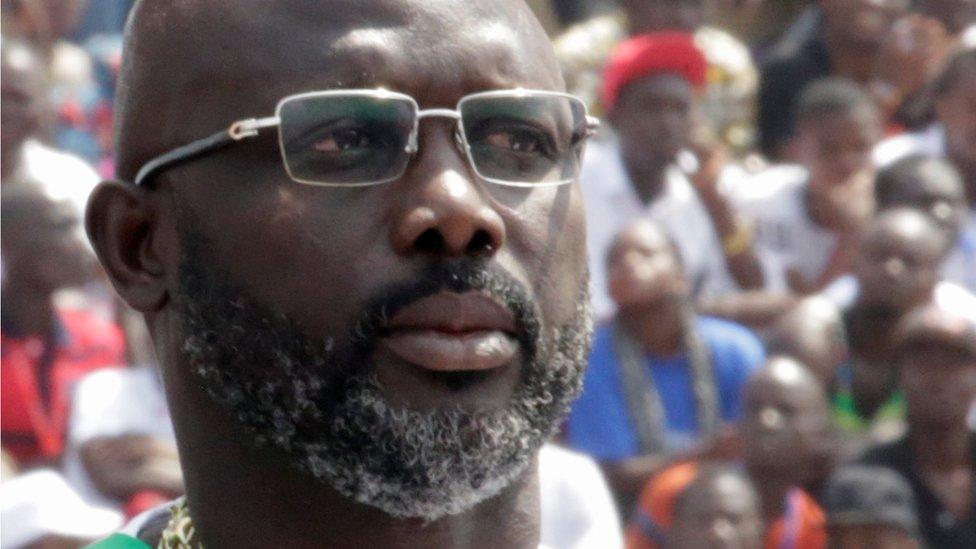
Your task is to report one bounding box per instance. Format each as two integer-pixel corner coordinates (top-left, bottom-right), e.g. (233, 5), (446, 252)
(116, 0), (563, 181)
(861, 211), (948, 262)
(745, 358), (827, 415)
(606, 221), (675, 264)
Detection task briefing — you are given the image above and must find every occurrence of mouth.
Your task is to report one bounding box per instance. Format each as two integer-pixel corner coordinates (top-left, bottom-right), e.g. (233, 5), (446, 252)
(377, 291), (520, 374)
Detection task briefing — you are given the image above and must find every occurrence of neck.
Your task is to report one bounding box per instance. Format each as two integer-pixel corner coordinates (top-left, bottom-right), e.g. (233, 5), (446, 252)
(162, 348), (540, 549)
(749, 469), (794, 524)
(617, 298), (685, 356)
(1, 278), (55, 337)
(623, 156), (670, 206)
(909, 422), (972, 471)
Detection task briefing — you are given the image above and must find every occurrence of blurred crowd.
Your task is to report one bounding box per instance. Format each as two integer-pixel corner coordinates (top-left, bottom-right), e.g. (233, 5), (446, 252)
(1, 1), (975, 548)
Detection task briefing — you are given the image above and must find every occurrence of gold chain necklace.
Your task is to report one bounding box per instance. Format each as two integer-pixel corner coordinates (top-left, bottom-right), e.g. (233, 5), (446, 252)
(159, 497), (203, 549)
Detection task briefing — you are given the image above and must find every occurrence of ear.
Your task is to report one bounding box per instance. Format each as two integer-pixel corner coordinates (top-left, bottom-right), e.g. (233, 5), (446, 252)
(86, 181), (169, 312)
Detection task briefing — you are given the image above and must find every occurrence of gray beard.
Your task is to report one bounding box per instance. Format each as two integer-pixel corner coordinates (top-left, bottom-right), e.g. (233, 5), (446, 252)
(176, 229), (591, 520)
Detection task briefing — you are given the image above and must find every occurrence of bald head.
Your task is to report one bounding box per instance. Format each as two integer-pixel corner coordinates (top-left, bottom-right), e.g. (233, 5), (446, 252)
(115, 0), (562, 182)
(768, 298), (847, 385)
(742, 357), (831, 477)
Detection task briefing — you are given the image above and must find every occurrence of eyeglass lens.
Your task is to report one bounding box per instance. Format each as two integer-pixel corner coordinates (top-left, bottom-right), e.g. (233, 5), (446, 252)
(278, 92), (587, 186)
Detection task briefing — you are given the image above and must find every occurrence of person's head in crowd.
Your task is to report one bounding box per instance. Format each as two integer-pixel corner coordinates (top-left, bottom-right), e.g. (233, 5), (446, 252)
(1, 180), (92, 298)
(742, 357), (832, 485)
(665, 465), (764, 549)
(606, 219), (687, 312)
(602, 32), (706, 195)
(794, 78), (882, 196)
(1, 40), (48, 179)
(914, 0), (976, 34)
(819, 0), (910, 53)
(618, 0), (705, 34)
(895, 303), (976, 431)
(767, 297), (848, 387)
(933, 45), (976, 203)
(85, 0), (592, 546)
(825, 465), (921, 549)
(1, 0), (90, 50)
(875, 155), (969, 238)
(853, 208), (953, 312)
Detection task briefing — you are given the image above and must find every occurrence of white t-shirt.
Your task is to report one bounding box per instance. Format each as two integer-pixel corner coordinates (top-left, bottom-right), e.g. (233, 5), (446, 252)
(872, 124), (946, 168)
(16, 139), (100, 238)
(729, 165), (837, 291)
(538, 444), (623, 549)
(64, 366), (176, 508)
(581, 138), (738, 321)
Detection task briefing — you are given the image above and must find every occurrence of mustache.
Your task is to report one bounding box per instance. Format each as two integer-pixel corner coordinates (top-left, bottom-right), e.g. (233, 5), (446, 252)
(350, 259), (541, 362)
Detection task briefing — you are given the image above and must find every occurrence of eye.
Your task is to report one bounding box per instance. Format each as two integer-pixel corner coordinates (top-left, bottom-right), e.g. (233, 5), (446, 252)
(484, 129), (545, 153)
(313, 128), (374, 153)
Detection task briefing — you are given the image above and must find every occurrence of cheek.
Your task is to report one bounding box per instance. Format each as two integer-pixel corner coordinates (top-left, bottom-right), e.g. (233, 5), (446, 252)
(499, 184), (587, 322)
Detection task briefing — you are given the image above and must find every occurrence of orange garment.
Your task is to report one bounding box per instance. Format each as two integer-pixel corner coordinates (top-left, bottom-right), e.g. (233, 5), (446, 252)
(626, 462), (826, 549)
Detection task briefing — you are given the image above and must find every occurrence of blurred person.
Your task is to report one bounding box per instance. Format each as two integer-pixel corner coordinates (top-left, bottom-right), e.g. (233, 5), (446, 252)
(1, 39), (100, 221)
(663, 465), (764, 549)
(83, 0), (597, 547)
(859, 302), (976, 548)
(824, 465), (921, 549)
(758, 0), (909, 159)
(567, 220), (764, 509)
(628, 357), (830, 549)
(873, 45), (976, 173)
(553, 0), (758, 151)
(735, 78), (882, 295)
(582, 32), (765, 321)
(822, 210), (963, 439)
(914, 0), (976, 35)
(766, 297), (847, 387)
(539, 444), (624, 549)
(0, 469), (122, 549)
(1, 182), (124, 465)
(61, 362), (182, 518)
(626, 462), (763, 549)
(874, 154), (975, 290)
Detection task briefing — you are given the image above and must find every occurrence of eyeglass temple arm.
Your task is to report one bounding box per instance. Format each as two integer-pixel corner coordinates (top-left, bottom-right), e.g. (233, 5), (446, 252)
(133, 116), (280, 185)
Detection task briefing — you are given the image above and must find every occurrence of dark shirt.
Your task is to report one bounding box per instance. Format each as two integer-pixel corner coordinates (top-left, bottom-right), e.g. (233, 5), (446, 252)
(757, 7), (832, 158)
(859, 435), (976, 549)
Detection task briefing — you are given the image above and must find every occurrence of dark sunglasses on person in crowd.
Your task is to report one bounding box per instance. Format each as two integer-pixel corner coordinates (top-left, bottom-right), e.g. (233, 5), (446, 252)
(135, 89), (600, 188)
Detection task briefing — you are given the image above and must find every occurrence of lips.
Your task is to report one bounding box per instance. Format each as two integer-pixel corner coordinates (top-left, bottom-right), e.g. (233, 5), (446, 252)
(378, 291), (520, 372)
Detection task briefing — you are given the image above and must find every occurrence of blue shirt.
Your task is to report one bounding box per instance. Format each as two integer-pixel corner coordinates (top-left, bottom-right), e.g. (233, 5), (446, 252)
(566, 317), (764, 461)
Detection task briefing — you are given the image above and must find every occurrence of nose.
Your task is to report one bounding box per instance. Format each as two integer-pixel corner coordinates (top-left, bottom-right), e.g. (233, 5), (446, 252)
(884, 256), (906, 278)
(390, 126), (506, 258)
(759, 407), (784, 432)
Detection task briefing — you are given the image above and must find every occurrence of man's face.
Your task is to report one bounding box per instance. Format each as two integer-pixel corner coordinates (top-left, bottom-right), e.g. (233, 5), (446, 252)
(882, 173), (969, 237)
(611, 74), (694, 174)
(820, 0), (908, 49)
(1, 195), (91, 291)
(606, 223), (685, 308)
(937, 68), (976, 179)
(125, 1), (590, 521)
(854, 222), (943, 309)
(741, 369), (830, 477)
(828, 524), (919, 549)
(666, 475), (763, 549)
(797, 111), (881, 192)
(901, 344), (976, 427)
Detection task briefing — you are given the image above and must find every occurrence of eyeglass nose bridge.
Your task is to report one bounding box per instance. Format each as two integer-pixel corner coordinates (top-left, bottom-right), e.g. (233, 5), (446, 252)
(405, 108), (464, 155)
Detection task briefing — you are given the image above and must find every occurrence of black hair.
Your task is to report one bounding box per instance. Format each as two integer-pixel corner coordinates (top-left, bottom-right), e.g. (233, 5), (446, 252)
(795, 77), (878, 127)
(933, 46), (976, 98)
(875, 154), (964, 208)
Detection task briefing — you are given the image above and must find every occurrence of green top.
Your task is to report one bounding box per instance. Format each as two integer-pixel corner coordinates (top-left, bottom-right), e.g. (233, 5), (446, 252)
(85, 533), (152, 549)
